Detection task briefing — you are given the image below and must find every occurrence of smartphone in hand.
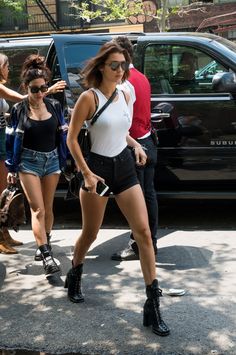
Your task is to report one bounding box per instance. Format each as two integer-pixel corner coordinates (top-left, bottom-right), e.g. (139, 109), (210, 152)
(96, 181), (109, 196)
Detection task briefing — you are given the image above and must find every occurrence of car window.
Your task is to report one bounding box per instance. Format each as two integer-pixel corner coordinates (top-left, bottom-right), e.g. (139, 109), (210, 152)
(143, 45), (174, 94)
(0, 45), (49, 93)
(57, 42), (103, 107)
(143, 44), (229, 95)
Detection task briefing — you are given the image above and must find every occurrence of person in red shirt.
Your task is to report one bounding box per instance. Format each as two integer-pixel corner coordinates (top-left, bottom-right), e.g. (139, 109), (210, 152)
(111, 37), (158, 261)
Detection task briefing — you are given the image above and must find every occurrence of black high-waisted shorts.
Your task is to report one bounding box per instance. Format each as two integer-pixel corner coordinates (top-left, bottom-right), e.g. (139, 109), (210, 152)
(84, 147), (139, 196)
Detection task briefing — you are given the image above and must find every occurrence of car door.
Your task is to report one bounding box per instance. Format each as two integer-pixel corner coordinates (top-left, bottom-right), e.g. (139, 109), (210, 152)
(135, 35), (236, 196)
(47, 34), (112, 111)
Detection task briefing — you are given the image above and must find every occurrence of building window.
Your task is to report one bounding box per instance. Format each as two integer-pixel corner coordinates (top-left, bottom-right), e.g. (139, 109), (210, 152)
(228, 30), (236, 41)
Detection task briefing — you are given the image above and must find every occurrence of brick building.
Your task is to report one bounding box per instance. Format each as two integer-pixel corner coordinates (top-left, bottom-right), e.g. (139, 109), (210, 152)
(169, 1), (236, 40)
(0, 0), (236, 40)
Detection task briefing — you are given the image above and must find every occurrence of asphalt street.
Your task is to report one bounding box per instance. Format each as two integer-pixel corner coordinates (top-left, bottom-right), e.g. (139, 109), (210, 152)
(0, 214), (236, 354)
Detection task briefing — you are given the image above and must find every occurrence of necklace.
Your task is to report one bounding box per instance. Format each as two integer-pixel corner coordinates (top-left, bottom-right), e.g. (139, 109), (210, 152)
(29, 103), (43, 109)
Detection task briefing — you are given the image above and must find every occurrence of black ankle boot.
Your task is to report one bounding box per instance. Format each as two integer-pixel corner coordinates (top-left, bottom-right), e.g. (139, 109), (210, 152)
(64, 263), (84, 303)
(143, 279), (170, 336)
(35, 233), (52, 261)
(39, 244), (60, 277)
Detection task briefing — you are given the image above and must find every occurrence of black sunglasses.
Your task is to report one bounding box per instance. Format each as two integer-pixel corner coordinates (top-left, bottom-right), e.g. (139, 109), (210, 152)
(105, 61), (129, 71)
(29, 84), (48, 94)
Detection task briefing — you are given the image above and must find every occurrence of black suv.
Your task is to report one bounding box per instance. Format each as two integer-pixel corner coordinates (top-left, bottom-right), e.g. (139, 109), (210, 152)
(5, 32), (236, 199)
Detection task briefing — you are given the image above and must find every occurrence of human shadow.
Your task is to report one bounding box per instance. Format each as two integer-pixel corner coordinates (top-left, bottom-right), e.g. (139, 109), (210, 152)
(0, 229), (235, 355)
(157, 245), (213, 270)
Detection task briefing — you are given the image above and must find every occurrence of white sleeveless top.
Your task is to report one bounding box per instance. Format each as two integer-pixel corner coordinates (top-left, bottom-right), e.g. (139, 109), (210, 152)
(87, 88), (132, 157)
(0, 98), (9, 129)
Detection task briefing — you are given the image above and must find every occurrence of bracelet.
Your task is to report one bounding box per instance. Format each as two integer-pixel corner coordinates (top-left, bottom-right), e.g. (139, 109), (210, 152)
(132, 146), (141, 151)
(133, 145), (147, 151)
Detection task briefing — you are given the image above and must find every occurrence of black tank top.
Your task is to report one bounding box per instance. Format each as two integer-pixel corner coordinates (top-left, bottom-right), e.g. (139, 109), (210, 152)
(23, 116), (58, 152)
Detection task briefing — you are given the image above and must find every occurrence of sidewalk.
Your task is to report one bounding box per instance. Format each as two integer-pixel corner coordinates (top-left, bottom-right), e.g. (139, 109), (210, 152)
(0, 228), (235, 355)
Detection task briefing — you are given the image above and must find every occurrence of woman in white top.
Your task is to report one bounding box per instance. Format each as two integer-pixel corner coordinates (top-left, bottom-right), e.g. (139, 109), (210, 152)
(65, 42), (169, 337)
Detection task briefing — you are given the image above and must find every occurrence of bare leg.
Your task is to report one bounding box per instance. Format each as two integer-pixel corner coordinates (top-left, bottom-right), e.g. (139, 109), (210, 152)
(19, 172), (60, 276)
(115, 184), (156, 285)
(41, 173), (60, 234)
(72, 189), (109, 267)
(19, 172), (48, 246)
(65, 190), (108, 302)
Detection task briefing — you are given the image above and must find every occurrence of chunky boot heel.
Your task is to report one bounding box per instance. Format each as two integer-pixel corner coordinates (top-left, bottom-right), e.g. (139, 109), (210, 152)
(144, 279), (170, 336)
(66, 263), (84, 303)
(143, 307), (152, 327)
(64, 277), (68, 288)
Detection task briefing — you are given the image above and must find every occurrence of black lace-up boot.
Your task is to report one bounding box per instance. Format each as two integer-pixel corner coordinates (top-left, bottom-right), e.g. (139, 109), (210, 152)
(35, 233), (52, 261)
(64, 263), (84, 303)
(143, 279), (170, 336)
(39, 244), (60, 277)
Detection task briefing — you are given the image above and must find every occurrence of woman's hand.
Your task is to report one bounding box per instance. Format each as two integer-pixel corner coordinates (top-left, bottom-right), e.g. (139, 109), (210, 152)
(83, 171), (105, 194)
(126, 134), (147, 166)
(133, 145), (147, 166)
(47, 80), (66, 95)
(7, 172), (18, 185)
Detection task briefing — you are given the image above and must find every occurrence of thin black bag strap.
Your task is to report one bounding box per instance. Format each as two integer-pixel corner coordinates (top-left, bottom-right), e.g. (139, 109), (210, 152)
(90, 88), (117, 126)
(120, 90), (129, 105)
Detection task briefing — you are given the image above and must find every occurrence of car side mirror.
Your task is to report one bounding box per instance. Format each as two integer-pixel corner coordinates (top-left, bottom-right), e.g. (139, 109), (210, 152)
(212, 72), (236, 93)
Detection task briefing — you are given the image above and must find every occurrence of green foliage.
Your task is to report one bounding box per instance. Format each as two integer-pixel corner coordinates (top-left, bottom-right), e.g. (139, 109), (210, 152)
(70, 0), (143, 23)
(0, 0), (25, 12)
(69, 0), (212, 32)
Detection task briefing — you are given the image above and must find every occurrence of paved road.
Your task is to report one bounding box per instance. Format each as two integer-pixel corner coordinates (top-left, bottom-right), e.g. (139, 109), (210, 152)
(0, 220), (236, 354)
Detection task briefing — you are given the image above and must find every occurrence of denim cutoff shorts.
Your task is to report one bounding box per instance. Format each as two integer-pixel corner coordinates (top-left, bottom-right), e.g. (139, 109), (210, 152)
(19, 147), (61, 177)
(84, 147), (139, 196)
(0, 128), (6, 160)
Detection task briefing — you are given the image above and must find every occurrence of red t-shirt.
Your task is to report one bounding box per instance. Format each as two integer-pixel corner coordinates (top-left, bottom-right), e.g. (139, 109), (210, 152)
(128, 67), (151, 139)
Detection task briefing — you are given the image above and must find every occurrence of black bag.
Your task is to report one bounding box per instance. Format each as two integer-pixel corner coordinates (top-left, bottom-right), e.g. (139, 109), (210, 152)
(78, 123), (91, 159)
(65, 171), (83, 200)
(0, 184), (26, 231)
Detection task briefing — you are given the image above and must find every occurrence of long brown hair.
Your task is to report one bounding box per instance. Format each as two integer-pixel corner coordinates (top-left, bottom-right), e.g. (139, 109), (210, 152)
(82, 41), (130, 88)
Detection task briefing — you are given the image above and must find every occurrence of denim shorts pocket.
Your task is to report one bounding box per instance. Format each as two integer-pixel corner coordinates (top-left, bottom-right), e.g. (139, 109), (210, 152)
(19, 151), (39, 173)
(51, 153), (59, 162)
(21, 152), (38, 164)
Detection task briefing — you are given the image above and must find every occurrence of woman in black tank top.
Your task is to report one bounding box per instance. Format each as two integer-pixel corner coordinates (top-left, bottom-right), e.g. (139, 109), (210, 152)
(1, 52), (66, 256)
(6, 54), (66, 278)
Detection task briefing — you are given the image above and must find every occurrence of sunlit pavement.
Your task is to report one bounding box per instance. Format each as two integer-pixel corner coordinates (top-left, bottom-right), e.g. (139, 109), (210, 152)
(0, 228), (236, 355)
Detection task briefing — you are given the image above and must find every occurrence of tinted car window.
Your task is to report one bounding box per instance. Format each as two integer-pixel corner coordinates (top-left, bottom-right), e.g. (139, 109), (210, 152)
(56, 42), (104, 108)
(0, 45), (48, 91)
(144, 44), (229, 95)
